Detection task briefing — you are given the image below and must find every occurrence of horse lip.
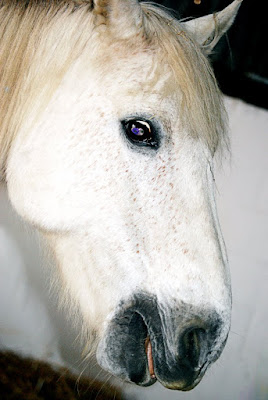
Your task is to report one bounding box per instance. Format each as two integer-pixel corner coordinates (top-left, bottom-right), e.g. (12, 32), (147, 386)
(137, 375), (157, 387)
(146, 334), (211, 391)
(156, 376), (199, 391)
(179, 361), (209, 391)
(157, 367), (205, 391)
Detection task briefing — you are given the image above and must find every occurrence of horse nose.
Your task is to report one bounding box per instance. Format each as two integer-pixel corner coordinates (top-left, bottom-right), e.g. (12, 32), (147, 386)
(179, 325), (208, 370)
(98, 294), (224, 390)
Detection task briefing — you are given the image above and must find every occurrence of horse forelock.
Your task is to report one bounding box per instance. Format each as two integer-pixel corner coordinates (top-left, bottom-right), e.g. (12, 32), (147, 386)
(0, 0), (228, 179)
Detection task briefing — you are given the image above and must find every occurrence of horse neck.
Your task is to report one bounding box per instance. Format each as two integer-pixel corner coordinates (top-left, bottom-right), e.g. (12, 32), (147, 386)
(0, 1), (94, 179)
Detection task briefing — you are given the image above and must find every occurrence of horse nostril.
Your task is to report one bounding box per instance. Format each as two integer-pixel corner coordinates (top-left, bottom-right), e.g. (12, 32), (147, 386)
(181, 327), (207, 369)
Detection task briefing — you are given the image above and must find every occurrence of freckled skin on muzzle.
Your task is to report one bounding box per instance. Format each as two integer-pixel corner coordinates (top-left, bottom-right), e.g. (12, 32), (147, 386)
(97, 293), (227, 391)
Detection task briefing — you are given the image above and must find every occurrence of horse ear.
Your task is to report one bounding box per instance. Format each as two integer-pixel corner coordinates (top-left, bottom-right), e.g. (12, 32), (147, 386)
(92, 0), (143, 38)
(182, 0), (242, 53)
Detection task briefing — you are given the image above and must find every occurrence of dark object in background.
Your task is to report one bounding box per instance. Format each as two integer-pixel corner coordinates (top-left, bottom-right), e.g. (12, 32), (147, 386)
(149, 0), (268, 110)
(0, 351), (125, 400)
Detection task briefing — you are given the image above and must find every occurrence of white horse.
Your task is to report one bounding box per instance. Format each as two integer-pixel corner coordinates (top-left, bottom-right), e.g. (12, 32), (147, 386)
(0, 0), (242, 392)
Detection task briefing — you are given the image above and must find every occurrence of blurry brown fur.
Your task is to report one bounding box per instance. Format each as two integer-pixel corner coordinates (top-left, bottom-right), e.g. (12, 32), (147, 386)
(0, 351), (124, 399)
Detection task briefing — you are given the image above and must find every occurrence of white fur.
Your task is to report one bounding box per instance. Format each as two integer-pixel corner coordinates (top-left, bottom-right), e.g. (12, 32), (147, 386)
(1, 0), (242, 388)
(7, 51), (230, 333)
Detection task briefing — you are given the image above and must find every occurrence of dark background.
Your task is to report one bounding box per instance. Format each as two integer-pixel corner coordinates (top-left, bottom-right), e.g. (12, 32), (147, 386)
(144, 0), (268, 110)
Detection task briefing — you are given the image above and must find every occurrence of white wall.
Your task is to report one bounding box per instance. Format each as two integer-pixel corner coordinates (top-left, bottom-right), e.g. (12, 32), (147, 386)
(0, 97), (267, 399)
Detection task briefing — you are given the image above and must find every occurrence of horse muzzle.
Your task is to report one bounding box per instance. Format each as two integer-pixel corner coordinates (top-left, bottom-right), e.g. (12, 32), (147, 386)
(96, 293), (228, 391)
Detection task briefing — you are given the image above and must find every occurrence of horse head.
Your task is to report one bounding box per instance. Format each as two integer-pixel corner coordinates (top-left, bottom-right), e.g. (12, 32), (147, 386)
(4, 0), (242, 391)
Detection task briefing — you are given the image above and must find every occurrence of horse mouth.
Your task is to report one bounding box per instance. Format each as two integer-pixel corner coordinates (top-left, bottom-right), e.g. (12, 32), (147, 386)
(97, 293), (227, 390)
(144, 334), (206, 391)
(144, 334), (208, 391)
(143, 332), (211, 391)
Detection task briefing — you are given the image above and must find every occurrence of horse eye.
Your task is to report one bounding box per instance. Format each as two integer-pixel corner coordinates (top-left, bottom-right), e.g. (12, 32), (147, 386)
(123, 119), (159, 148)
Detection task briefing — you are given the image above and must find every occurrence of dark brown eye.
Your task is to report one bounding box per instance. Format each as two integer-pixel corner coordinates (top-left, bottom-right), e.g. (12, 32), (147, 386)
(123, 119), (159, 148)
